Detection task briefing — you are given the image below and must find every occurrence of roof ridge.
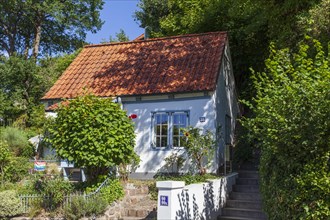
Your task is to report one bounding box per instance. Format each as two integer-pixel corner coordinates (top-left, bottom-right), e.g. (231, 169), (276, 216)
(84, 31), (227, 48)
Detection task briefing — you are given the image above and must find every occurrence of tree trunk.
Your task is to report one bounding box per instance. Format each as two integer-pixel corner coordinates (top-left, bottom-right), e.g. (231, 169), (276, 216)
(32, 11), (42, 59)
(23, 38), (30, 59)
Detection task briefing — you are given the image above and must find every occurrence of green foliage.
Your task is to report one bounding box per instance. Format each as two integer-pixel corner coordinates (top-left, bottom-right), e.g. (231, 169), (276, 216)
(242, 39), (330, 219)
(107, 29), (130, 43)
(118, 152), (140, 182)
(163, 153), (184, 173)
(297, 0), (330, 44)
(0, 0), (103, 58)
(0, 50), (79, 125)
(181, 127), (216, 175)
(63, 196), (107, 220)
(38, 177), (73, 210)
(48, 94), (137, 178)
(233, 124), (255, 165)
(3, 157), (32, 183)
(0, 141), (12, 185)
(0, 126), (33, 157)
(28, 104), (48, 133)
(0, 56), (42, 122)
(0, 190), (23, 218)
(86, 178), (124, 205)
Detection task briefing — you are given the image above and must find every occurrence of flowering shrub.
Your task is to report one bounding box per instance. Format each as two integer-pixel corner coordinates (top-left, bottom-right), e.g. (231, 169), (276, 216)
(181, 127), (216, 175)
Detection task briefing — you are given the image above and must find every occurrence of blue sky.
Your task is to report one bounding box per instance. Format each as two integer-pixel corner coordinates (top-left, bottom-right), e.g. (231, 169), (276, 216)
(86, 0), (144, 44)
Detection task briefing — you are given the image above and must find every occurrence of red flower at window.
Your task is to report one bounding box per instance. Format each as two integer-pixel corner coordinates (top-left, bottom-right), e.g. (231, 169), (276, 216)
(129, 114), (137, 119)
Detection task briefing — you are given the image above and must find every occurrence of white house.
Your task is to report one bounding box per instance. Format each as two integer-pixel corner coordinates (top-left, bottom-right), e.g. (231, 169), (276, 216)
(41, 31), (239, 179)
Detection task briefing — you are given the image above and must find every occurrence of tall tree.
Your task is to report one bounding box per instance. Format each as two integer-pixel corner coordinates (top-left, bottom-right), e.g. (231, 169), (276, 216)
(0, 0), (104, 59)
(105, 29), (130, 43)
(0, 51), (80, 123)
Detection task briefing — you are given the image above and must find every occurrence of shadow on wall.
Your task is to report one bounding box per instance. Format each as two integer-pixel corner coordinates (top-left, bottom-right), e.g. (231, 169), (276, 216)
(176, 188), (207, 219)
(174, 178), (228, 219)
(126, 97), (216, 173)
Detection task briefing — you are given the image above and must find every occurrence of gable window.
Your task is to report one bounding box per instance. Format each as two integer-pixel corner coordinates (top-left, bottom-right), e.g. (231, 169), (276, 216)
(151, 111), (189, 148)
(225, 115), (231, 144)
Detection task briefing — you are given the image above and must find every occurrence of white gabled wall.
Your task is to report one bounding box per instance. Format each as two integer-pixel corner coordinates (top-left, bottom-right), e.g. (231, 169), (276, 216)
(123, 97), (217, 175)
(212, 41), (239, 174)
(124, 42), (239, 177)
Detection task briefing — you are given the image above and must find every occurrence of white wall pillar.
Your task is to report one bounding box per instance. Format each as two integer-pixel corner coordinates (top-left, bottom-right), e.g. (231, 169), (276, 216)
(156, 181), (185, 220)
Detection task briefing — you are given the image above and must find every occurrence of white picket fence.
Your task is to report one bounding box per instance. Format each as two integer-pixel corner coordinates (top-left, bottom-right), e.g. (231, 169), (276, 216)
(19, 177), (111, 213)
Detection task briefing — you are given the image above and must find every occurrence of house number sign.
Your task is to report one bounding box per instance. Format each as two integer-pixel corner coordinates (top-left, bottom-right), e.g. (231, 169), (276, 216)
(160, 195), (169, 206)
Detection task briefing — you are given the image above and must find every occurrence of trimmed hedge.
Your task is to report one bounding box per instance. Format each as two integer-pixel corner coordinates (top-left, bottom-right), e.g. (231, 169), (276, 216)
(0, 190), (23, 218)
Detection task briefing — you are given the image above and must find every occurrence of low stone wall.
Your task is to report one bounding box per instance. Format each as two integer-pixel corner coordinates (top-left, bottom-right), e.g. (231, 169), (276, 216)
(156, 173), (238, 220)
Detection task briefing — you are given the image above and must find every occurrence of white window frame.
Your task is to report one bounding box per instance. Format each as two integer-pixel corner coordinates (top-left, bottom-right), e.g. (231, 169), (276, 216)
(151, 111), (189, 148)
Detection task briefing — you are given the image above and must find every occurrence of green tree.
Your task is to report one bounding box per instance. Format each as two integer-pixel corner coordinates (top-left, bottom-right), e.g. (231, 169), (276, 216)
(102, 29), (130, 43)
(0, 141), (12, 185)
(0, 0), (103, 58)
(47, 95), (137, 179)
(242, 39), (330, 219)
(181, 127), (216, 175)
(297, 0), (330, 44)
(0, 50), (80, 125)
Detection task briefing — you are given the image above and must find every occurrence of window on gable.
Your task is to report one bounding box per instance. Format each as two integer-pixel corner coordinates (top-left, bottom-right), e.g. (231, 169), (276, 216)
(225, 115), (231, 145)
(152, 111), (189, 148)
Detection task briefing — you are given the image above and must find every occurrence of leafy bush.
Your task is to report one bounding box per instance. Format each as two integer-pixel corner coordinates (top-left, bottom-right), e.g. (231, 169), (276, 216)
(0, 140), (11, 185)
(86, 178), (124, 205)
(163, 153), (184, 173)
(38, 177), (73, 210)
(242, 39), (330, 219)
(0, 126), (33, 157)
(3, 157), (32, 183)
(47, 94), (137, 179)
(64, 196), (107, 220)
(0, 190), (23, 217)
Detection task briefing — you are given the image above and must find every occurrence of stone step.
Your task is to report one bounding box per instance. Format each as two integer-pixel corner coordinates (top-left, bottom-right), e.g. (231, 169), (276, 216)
(218, 216), (263, 220)
(222, 208), (267, 219)
(236, 178), (259, 185)
(226, 199), (262, 210)
(119, 218), (144, 220)
(233, 185), (260, 193)
(230, 192), (261, 201)
(119, 217), (155, 220)
(124, 187), (149, 196)
(236, 162), (259, 171)
(124, 208), (156, 218)
(124, 195), (153, 204)
(238, 171), (259, 179)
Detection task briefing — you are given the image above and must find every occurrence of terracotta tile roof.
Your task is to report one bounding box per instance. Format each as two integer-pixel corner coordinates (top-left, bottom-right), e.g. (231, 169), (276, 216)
(46, 100), (70, 111)
(42, 31), (228, 100)
(133, 34), (144, 41)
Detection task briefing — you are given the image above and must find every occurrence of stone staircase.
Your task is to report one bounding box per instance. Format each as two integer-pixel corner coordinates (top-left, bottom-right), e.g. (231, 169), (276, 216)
(218, 169), (267, 220)
(104, 183), (157, 220)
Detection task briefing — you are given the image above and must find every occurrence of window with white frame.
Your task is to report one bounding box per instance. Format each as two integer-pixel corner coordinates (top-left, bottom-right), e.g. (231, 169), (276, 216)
(151, 111), (189, 148)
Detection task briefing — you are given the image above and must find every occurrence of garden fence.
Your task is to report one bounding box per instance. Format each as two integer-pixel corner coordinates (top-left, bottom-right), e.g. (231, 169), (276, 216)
(19, 177), (111, 213)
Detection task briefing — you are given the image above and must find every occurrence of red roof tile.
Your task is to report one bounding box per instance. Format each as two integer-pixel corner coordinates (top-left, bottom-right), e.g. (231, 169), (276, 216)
(42, 32), (227, 100)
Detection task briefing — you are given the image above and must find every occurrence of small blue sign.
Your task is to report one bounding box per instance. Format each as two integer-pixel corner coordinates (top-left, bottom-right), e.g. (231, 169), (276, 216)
(160, 195), (169, 206)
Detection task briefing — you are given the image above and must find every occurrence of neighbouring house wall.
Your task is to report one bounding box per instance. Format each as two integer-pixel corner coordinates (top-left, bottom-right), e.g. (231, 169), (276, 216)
(123, 97), (217, 178)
